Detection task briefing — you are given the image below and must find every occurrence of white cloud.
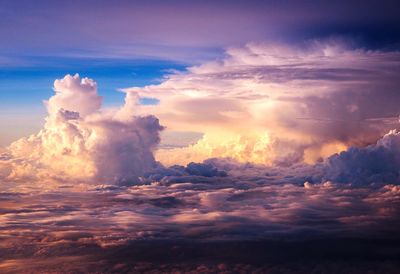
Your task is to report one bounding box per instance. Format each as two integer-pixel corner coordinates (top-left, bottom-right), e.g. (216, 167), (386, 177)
(0, 74), (163, 186)
(47, 74), (103, 117)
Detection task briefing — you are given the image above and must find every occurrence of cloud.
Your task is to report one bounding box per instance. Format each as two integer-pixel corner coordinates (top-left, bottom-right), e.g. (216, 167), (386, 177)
(1, 164), (399, 262)
(136, 123), (400, 189)
(122, 39), (400, 166)
(324, 130), (400, 185)
(0, 74), (163, 185)
(2, 41), (400, 189)
(47, 74), (102, 117)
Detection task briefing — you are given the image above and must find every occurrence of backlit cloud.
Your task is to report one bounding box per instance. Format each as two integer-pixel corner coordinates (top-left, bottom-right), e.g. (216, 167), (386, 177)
(123, 40), (400, 166)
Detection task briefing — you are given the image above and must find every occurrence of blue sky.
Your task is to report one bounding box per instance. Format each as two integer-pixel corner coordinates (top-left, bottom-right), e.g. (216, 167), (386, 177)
(0, 57), (188, 106)
(0, 57), (189, 145)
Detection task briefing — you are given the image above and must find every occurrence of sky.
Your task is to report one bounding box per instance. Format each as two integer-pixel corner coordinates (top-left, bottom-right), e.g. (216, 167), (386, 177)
(1, 0), (400, 272)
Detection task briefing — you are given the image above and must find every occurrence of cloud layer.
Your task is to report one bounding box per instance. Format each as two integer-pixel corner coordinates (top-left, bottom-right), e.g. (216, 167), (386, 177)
(1, 159), (400, 272)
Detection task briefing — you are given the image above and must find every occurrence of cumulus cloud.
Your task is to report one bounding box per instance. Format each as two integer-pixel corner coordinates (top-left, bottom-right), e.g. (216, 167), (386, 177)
(324, 130), (400, 185)
(0, 74), (163, 185)
(122, 39), (400, 166)
(47, 75), (102, 117)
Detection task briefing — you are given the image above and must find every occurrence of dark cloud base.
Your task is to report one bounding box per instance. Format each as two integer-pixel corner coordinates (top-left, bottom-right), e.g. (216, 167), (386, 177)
(1, 238), (400, 273)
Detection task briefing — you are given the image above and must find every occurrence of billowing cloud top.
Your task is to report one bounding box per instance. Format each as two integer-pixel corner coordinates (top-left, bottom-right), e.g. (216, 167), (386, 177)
(0, 74), (163, 185)
(47, 74), (102, 117)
